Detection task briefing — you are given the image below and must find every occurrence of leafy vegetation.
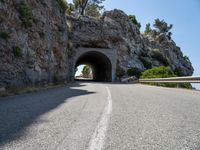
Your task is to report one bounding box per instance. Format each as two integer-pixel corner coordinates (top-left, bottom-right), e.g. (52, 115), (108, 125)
(13, 46), (22, 57)
(66, 3), (75, 15)
(174, 67), (184, 77)
(18, 1), (34, 28)
(85, 3), (102, 17)
(153, 18), (173, 33)
(128, 15), (141, 29)
(153, 18), (173, 39)
(127, 67), (142, 78)
(82, 65), (91, 78)
(58, 0), (68, 12)
(38, 31), (45, 39)
(184, 55), (190, 62)
(72, 0), (104, 16)
(0, 32), (10, 41)
(141, 66), (175, 79)
(141, 66), (192, 89)
(144, 19), (173, 40)
(144, 23), (151, 35)
(141, 66), (177, 88)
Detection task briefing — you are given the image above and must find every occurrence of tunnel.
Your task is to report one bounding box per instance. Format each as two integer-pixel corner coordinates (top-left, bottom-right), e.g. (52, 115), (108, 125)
(75, 51), (112, 82)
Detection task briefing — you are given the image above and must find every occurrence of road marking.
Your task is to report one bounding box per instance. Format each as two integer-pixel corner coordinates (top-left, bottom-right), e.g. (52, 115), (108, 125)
(88, 86), (112, 150)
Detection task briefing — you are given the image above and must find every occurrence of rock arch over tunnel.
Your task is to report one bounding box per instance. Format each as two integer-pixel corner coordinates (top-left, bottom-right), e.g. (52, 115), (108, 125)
(72, 48), (117, 82)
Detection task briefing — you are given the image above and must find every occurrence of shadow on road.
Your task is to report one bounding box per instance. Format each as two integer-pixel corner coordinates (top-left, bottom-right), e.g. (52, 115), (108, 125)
(0, 82), (95, 145)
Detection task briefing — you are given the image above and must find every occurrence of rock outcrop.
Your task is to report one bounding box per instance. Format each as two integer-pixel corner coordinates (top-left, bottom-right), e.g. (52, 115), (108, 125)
(68, 9), (193, 77)
(0, 1), (193, 89)
(0, 0), (69, 88)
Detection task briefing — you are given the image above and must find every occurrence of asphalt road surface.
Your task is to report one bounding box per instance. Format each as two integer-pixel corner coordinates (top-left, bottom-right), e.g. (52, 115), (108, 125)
(1, 82), (200, 150)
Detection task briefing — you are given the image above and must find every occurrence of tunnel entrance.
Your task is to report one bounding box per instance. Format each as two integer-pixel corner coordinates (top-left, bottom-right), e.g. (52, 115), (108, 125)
(75, 51), (112, 82)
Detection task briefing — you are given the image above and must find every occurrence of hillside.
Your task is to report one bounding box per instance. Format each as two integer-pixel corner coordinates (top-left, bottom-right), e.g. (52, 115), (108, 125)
(0, 1), (193, 88)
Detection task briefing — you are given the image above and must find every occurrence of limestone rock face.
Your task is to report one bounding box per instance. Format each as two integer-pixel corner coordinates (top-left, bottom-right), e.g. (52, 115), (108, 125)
(0, 0), (69, 87)
(0, 3), (194, 88)
(68, 9), (193, 77)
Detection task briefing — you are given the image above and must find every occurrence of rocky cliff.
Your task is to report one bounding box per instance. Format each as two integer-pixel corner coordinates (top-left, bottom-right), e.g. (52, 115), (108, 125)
(0, 0), (69, 88)
(0, 1), (193, 89)
(68, 9), (193, 77)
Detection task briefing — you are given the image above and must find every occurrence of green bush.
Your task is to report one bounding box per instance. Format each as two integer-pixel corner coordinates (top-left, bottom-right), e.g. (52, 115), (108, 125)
(144, 23), (151, 35)
(174, 67), (192, 89)
(57, 0), (68, 12)
(141, 66), (175, 78)
(141, 66), (192, 89)
(38, 31), (45, 39)
(13, 46), (22, 57)
(174, 67), (184, 76)
(141, 66), (177, 88)
(178, 83), (192, 89)
(85, 3), (101, 17)
(128, 15), (141, 29)
(0, 32), (10, 41)
(18, 1), (34, 28)
(127, 67), (142, 78)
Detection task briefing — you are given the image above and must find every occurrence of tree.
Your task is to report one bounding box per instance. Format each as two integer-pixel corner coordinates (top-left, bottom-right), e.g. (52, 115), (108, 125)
(153, 18), (173, 33)
(58, 0), (68, 12)
(57, 0), (75, 14)
(128, 15), (141, 29)
(66, 3), (75, 15)
(85, 3), (102, 17)
(167, 32), (172, 40)
(82, 65), (91, 78)
(73, 0), (104, 16)
(144, 23), (151, 35)
(73, 0), (88, 15)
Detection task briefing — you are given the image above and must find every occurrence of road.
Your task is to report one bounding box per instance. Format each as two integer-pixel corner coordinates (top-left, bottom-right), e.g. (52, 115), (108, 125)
(1, 82), (200, 150)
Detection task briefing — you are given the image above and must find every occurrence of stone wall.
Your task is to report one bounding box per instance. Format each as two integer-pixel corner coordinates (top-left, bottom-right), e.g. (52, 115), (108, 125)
(0, 0), (69, 88)
(68, 9), (193, 78)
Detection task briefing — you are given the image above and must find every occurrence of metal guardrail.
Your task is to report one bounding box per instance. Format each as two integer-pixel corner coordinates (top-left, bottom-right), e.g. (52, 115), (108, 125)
(139, 76), (200, 83)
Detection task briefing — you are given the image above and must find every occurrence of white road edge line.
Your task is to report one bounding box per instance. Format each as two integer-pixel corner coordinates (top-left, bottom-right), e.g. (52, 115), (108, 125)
(88, 86), (112, 150)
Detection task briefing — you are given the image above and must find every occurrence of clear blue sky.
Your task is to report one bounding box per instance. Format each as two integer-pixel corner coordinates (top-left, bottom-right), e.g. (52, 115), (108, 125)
(69, 0), (200, 88)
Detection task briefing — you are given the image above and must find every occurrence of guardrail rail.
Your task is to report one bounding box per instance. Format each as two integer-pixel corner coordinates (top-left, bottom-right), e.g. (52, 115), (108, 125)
(139, 76), (200, 83)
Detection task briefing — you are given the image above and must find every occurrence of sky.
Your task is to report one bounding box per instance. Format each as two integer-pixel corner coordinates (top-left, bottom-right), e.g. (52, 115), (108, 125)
(70, 0), (200, 88)
(75, 65), (84, 76)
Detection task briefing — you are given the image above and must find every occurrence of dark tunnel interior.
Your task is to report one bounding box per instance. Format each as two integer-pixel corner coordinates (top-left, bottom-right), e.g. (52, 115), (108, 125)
(75, 51), (112, 82)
